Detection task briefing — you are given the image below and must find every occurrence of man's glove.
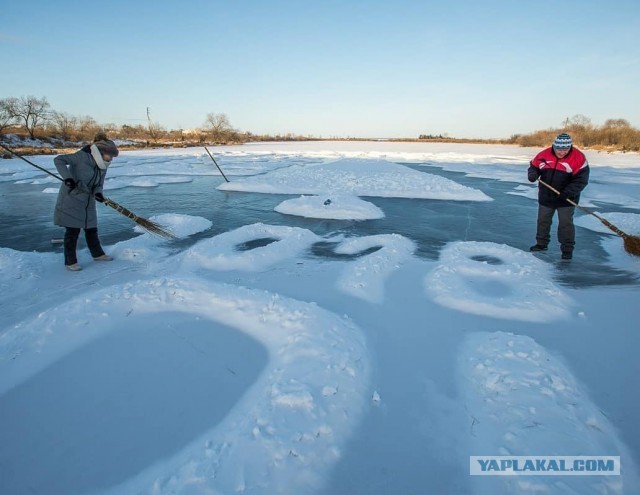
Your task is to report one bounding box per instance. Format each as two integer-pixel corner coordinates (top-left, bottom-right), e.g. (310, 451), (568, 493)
(64, 178), (76, 190)
(558, 191), (568, 201)
(95, 192), (105, 203)
(527, 169), (540, 183)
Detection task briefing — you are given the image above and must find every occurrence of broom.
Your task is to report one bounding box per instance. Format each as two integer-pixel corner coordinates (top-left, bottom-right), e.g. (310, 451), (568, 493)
(538, 179), (640, 257)
(0, 143), (176, 240)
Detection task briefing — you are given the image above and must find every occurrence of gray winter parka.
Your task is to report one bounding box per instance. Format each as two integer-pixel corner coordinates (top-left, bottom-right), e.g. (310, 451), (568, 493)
(53, 146), (106, 228)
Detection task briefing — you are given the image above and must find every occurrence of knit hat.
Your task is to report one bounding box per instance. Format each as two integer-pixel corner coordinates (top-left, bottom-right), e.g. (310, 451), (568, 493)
(93, 132), (119, 157)
(553, 133), (573, 150)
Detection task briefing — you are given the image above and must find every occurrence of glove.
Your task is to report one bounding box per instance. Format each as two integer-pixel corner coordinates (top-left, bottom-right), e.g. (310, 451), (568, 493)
(95, 192), (105, 203)
(558, 191), (568, 201)
(64, 178), (76, 190)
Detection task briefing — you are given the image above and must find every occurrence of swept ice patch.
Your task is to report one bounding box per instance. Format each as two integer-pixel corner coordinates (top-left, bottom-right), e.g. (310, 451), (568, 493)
(183, 223), (320, 272)
(15, 176), (58, 185)
(218, 158), (492, 202)
(417, 160), (530, 184)
(425, 241), (572, 322)
(0, 277), (370, 495)
(460, 331), (639, 494)
(508, 184), (598, 208)
(0, 170), (45, 182)
(336, 234), (415, 303)
(275, 194), (384, 220)
(575, 211), (640, 237)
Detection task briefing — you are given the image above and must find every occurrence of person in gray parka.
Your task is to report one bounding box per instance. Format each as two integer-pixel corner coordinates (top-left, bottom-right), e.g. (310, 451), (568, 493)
(54, 132), (119, 271)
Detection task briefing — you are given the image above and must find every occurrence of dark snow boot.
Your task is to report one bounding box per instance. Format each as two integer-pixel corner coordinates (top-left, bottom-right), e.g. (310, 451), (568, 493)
(529, 244), (548, 252)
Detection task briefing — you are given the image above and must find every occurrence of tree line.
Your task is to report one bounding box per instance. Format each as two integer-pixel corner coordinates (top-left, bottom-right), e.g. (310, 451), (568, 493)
(418, 115), (639, 152)
(506, 114), (640, 152)
(0, 95), (314, 148)
(2, 97), (638, 152)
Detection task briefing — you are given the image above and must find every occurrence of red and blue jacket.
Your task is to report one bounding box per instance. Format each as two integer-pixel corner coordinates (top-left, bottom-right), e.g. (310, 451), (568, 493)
(528, 147), (589, 207)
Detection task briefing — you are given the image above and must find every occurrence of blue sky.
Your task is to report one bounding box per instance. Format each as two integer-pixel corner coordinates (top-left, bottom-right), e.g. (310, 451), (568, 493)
(1, 0), (639, 138)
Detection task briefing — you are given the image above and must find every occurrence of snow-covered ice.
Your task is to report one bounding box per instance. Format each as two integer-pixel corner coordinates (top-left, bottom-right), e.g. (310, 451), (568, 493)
(426, 241), (573, 322)
(275, 194), (384, 220)
(182, 223), (320, 272)
(460, 331), (639, 494)
(0, 277), (370, 495)
(336, 234), (415, 303)
(218, 158), (493, 202)
(1, 141), (639, 495)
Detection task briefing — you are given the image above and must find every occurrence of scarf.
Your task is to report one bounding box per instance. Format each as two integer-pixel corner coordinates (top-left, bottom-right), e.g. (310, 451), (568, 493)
(90, 144), (111, 170)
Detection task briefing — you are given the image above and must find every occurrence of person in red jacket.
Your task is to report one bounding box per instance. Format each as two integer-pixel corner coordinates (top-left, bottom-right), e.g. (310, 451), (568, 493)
(527, 133), (589, 260)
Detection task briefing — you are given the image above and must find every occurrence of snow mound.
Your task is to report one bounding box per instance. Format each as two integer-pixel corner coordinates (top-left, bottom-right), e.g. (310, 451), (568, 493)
(183, 223), (320, 272)
(425, 241), (573, 322)
(461, 331), (639, 494)
(133, 213), (212, 239)
(218, 158), (493, 202)
(336, 234), (415, 303)
(275, 194), (384, 220)
(0, 277), (370, 495)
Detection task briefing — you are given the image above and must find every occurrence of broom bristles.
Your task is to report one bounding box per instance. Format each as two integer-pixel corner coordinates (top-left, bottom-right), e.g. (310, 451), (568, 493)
(623, 235), (640, 257)
(135, 217), (177, 239)
(102, 197), (176, 239)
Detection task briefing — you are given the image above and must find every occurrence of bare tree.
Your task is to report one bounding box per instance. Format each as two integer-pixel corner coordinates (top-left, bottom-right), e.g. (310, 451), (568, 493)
(204, 112), (233, 142)
(50, 111), (78, 141)
(148, 120), (165, 141)
(77, 115), (100, 141)
(603, 118), (631, 128)
(567, 114), (592, 129)
(120, 124), (148, 140)
(0, 97), (18, 134)
(102, 123), (119, 134)
(10, 95), (51, 139)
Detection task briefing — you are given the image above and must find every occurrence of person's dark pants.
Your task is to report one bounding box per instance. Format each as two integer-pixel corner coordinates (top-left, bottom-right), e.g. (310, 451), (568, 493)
(536, 205), (576, 253)
(63, 227), (105, 265)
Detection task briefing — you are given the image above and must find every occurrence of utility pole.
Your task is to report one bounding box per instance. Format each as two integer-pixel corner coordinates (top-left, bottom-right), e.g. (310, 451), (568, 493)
(147, 106), (156, 140)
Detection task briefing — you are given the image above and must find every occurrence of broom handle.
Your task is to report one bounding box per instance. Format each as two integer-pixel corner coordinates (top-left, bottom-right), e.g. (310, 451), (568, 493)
(103, 197), (139, 221)
(0, 143), (63, 181)
(204, 146), (230, 182)
(538, 179), (630, 239)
